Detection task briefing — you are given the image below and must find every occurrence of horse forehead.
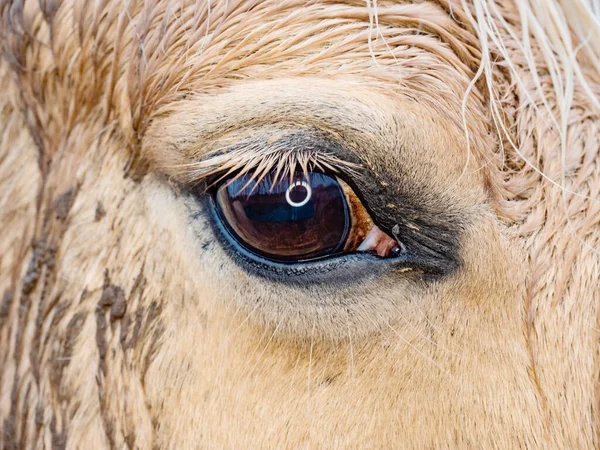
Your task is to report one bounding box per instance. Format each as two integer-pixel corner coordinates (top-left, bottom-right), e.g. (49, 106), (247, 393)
(10, 0), (488, 181)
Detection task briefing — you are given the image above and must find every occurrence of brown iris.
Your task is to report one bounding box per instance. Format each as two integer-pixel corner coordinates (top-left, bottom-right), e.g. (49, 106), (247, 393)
(216, 171), (350, 261)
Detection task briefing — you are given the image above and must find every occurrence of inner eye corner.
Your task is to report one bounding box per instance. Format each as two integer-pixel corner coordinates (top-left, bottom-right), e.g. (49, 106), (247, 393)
(209, 167), (403, 264)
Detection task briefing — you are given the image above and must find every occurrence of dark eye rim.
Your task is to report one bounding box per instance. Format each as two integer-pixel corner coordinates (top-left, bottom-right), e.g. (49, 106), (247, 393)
(196, 174), (460, 285)
(199, 167), (460, 284)
(203, 193), (425, 286)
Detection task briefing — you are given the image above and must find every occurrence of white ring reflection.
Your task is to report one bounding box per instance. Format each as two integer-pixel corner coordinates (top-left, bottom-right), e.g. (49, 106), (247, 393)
(285, 180), (312, 208)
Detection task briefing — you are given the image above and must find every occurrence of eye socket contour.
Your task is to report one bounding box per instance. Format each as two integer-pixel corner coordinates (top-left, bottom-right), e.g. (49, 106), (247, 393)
(215, 171), (350, 262)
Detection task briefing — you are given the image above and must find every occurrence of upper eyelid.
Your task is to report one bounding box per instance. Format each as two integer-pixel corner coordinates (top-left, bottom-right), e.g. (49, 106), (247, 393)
(142, 79), (410, 182)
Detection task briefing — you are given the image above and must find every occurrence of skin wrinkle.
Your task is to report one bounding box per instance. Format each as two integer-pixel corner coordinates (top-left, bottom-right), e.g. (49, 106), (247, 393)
(0, 0), (599, 448)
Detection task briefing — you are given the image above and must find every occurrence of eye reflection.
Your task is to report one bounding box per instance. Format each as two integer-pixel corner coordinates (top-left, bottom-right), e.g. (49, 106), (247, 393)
(285, 180), (311, 207)
(215, 172), (350, 261)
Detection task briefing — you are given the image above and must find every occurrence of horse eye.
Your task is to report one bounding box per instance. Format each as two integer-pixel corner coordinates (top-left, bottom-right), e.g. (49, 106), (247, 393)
(213, 170), (401, 262)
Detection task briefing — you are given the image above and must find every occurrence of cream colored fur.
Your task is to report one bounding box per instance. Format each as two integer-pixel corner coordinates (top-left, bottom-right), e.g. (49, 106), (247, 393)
(1, 0), (599, 448)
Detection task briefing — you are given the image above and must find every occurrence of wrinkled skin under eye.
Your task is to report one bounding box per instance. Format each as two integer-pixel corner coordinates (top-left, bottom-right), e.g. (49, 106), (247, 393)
(216, 172), (350, 261)
(214, 170), (401, 262)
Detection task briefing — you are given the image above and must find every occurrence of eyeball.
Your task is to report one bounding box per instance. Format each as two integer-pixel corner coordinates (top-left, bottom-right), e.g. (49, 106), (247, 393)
(213, 170), (401, 262)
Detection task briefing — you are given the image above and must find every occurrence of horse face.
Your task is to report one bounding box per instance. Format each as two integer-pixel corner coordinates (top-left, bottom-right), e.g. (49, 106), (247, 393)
(1, 1), (599, 448)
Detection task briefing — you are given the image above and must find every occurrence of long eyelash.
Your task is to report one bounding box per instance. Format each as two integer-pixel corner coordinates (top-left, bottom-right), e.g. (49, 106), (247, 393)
(175, 145), (363, 189)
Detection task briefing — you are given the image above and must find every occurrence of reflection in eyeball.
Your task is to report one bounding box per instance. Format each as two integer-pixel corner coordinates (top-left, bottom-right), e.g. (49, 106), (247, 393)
(285, 180), (312, 208)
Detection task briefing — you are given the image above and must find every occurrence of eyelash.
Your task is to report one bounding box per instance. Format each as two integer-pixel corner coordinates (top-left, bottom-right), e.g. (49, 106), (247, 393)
(175, 145), (363, 190)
